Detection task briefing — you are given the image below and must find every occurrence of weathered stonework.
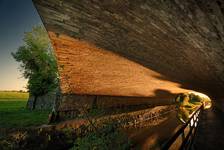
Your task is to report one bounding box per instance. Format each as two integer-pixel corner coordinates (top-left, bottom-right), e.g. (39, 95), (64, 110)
(57, 92), (176, 119)
(27, 92), (56, 110)
(56, 105), (176, 130)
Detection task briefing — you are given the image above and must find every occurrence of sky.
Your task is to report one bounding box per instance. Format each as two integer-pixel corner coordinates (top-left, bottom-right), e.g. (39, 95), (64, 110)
(0, 0), (42, 91)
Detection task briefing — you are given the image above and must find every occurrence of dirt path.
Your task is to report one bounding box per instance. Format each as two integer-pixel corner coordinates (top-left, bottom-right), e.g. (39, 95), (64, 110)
(193, 107), (224, 150)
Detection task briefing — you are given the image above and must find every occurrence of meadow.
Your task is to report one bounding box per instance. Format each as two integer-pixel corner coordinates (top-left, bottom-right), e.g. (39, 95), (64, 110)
(0, 91), (50, 128)
(0, 91), (29, 99)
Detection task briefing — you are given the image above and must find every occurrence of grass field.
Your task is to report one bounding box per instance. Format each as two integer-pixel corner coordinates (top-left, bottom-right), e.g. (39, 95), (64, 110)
(0, 91), (29, 99)
(0, 91), (50, 128)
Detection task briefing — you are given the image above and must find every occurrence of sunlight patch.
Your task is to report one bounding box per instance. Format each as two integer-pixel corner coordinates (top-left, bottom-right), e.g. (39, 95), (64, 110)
(175, 91), (212, 123)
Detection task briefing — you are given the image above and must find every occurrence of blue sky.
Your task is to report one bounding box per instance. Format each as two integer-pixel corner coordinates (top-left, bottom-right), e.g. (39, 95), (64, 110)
(0, 0), (42, 91)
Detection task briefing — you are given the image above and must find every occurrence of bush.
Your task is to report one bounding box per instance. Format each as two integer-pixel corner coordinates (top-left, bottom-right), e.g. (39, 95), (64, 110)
(175, 92), (211, 123)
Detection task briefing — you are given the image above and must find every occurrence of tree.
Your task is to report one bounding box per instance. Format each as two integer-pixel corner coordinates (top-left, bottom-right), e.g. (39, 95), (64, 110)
(12, 26), (58, 110)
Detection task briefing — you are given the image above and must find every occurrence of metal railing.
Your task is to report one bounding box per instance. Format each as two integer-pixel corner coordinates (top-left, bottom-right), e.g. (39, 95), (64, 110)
(162, 105), (203, 150)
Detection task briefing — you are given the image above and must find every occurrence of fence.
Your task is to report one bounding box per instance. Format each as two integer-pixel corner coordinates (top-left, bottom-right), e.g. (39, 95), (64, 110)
(162, 105), (203, 150)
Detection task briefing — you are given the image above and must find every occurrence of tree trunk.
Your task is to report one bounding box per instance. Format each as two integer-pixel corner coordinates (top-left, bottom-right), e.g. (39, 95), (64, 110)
(32, 96), (37, 110)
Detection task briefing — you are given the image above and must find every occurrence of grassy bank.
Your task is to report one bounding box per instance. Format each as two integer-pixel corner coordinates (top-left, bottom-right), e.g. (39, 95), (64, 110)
(0, 91), (50, 128)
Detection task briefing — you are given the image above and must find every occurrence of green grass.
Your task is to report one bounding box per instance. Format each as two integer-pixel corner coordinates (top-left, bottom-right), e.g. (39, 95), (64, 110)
(0, 91), (29, 99)
(0, 97), (50, 128)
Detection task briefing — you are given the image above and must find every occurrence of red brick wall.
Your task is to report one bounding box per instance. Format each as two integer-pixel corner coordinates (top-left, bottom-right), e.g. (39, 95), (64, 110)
(49, 32), (189, 97)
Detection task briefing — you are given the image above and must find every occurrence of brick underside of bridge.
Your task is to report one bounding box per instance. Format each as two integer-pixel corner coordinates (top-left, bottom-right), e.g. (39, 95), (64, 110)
(33, 0), (224, 115)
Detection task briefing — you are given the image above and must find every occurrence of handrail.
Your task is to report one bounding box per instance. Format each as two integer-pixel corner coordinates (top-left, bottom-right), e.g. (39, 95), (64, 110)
(162, 105), (203, 150)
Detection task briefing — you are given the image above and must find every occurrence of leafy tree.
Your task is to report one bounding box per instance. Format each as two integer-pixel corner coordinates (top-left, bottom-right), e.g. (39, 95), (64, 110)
(12, 26), (58, 109)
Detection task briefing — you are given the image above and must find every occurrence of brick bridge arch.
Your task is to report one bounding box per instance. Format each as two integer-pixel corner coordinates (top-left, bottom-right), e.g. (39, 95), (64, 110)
(33, 0), (224, 114)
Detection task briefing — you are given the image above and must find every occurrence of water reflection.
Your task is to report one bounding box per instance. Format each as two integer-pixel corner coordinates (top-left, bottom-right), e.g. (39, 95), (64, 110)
(176, 91), (212, 123)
